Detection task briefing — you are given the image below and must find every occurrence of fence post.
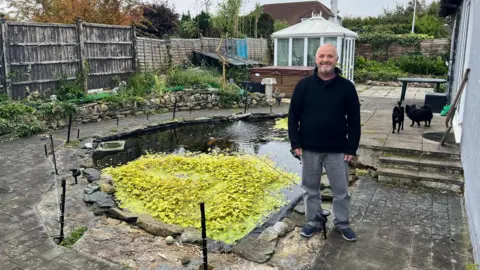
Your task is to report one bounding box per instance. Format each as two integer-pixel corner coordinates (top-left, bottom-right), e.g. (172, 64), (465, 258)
(261, 37), (264, 63)
(76, 19), (87, 92)
(131, 24), (137, 72)
(0, 18), (11, 99)
(164, 35), (172, 70)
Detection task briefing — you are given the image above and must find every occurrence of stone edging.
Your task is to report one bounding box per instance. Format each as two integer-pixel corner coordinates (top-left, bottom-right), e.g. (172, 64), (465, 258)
(76, 112), (312, 264)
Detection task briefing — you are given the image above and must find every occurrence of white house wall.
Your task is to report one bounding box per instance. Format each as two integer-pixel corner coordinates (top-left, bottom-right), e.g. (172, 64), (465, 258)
(453, 0), (480, 264)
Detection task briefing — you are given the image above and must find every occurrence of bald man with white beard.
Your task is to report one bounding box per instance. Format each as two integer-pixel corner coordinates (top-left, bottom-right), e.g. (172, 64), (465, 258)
(288, 43), (361, 241)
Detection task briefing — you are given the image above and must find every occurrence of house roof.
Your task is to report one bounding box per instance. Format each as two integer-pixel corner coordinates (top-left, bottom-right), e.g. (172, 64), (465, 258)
(439, 0), (461, 17)
(262, 1), (334, 25)
(272, 16), (357, 38)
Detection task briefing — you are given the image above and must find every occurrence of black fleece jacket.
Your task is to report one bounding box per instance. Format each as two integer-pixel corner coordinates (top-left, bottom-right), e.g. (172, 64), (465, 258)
(288, 67), (361, 156)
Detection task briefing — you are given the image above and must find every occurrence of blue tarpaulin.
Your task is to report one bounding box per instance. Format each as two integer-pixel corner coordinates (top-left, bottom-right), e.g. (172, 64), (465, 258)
(236, 38), (248, 59)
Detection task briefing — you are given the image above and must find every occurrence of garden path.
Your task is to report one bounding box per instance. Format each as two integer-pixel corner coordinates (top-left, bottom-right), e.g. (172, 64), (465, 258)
(0, 89), (473, 270)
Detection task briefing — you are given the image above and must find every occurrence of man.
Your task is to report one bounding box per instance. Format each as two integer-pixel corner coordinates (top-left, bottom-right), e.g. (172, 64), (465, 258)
(288, 43), (361, 241)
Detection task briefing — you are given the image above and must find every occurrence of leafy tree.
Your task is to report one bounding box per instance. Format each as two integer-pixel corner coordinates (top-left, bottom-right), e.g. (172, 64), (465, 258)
(180, 19), (198, 38)
(196, 11), (213, 37)
(6, 0), (142, 25)
(343, 1), (447, 38)
(257, 13), (275, 38)
(252, 3), (262, 38)
(274, 20), (289, 32)
(139, 2), (179, 38)
(215, 0), (243, 37)
(415, 14), (448, 37)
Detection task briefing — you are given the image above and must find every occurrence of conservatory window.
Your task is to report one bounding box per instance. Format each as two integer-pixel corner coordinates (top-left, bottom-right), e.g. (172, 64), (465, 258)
(277, 39), (289, 66)
(307, 38), (321, 66)
(292, 38), (305, 66)
(324, 37), (337, 47)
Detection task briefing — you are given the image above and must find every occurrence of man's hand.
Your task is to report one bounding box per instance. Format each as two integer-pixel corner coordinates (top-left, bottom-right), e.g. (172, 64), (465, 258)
(344, 155), (354, 162)
(294, 148), (303, 157)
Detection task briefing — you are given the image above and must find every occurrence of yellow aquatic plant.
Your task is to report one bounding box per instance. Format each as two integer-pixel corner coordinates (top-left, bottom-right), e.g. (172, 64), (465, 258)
(103, 152), (298, 244)
(273, 117), (288, 131)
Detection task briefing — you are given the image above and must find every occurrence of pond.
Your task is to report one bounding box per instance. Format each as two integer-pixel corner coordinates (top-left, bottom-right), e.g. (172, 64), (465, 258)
(93, 119), (305, 244)
(93, 120), (302, 180)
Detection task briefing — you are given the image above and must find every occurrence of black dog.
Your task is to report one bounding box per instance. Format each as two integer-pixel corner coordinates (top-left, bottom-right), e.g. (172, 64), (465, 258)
(392, 101), (404, 133)
(406, 104), (433, 127)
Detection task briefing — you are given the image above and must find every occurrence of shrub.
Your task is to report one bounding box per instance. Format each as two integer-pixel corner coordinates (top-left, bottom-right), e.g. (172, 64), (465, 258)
(354, 56), (407, 82)
(167, 68), (221, 89)
(354, 55), (448, 82)
(0, 101), (45, 139)
(218, 83), (243, 107)
(355, 69), (407, 82)
(389, 55), (448, 76)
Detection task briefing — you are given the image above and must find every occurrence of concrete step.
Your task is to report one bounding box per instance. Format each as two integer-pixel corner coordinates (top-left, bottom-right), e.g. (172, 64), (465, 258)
(379, 155), (463, 176)
(377, 167), (464, 193)
(380, 146), (461, 161)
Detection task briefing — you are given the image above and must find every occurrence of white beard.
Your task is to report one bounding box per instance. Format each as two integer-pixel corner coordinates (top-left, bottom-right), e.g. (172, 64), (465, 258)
(319, 65), (334, 74)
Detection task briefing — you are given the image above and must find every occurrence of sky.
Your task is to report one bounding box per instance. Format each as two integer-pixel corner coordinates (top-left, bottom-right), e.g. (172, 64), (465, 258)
(166, 0), (435, 18)
(0, 0), (435, 19)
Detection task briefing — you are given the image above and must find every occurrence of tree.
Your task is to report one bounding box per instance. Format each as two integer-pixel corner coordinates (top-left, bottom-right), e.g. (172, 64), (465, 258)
(257, 13), (275, 38)
(201, 0), (213, 13)
(274, 20), (289, 32)
(343, 1), (447, 38)
(196, 11), (213, 37)
(215, 0), (243, 37)
(252, 3), (262, 38)
(139, 2), (179, 38)
(6, 0), (142, 25)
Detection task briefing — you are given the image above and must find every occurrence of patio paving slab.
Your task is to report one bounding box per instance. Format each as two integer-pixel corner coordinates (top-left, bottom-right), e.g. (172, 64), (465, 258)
(0, 95), (468, 269)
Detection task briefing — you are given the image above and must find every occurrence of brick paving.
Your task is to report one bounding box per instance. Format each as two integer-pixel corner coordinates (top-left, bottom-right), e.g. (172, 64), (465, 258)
(308, 177), (473, 270)
(0, 135), (122, 269)
(0, 106), (290, 270)
(0, 91), (474, 269)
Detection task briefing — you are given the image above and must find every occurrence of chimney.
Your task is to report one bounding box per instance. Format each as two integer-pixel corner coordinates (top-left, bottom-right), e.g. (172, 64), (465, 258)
(329, 0), (339, 24)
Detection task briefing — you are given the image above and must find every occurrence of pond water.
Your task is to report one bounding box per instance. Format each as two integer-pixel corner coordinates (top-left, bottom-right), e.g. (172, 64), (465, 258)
(93, 119), (305, 203)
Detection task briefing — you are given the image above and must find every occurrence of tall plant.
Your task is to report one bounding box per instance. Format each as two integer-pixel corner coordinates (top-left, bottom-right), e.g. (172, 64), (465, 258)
(215, 0), (243, 37)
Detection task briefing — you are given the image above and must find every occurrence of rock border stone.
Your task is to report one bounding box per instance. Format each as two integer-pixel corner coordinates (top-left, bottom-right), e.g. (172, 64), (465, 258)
(76, 112), (312, 264)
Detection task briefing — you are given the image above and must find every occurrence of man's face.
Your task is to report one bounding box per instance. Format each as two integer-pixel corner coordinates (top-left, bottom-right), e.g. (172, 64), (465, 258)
(315, 45), (338, 75)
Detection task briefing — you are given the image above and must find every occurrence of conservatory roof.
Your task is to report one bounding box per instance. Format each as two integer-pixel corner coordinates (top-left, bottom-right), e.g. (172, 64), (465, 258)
(271, 16), (358, 38)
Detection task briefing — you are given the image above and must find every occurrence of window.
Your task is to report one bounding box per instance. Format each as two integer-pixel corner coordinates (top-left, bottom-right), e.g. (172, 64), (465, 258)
(307, 38), (321, 66)
(292, 38), (305, 66)
(324, 37), (337, 47)
(277, 39), (289, 66)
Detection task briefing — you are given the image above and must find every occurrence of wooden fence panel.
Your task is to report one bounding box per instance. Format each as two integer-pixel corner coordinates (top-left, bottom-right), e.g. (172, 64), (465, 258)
(83, 23), (134, 90)
(7, 22), (80, 99)
(136, 37), (170, 71)
(0, 19), (269, 97)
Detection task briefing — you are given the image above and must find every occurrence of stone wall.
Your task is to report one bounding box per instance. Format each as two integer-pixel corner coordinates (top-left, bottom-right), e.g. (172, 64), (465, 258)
(356, 39), (450, 61)
(38, 90), (270, 129)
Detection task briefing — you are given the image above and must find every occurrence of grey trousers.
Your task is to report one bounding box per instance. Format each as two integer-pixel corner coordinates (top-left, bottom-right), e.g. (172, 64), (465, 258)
(301, 150), (351, 229)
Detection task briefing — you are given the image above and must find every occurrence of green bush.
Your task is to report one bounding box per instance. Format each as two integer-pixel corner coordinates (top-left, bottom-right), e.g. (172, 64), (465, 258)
(389, 55), (448, 76)
(218, 83), (243, 107)
(38, 101), (78, 119)
(357, 33), (433, 46)
(355, 69), (407, 82)
(354, 56), (407, 82)
(0, 101), (45, 139)
(354, 55), (448, 82)
(167, 68), (221, 89)
(56, 69), (88, 101)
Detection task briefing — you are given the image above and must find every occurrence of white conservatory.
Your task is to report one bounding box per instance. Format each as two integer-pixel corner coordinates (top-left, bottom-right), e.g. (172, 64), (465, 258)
(271, 14), (358, 81)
